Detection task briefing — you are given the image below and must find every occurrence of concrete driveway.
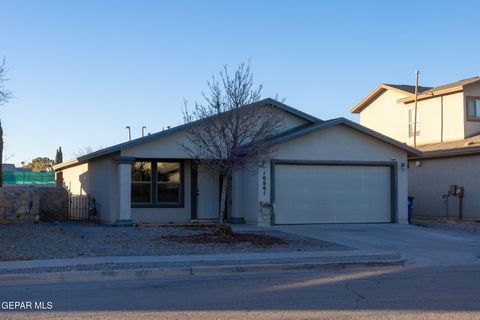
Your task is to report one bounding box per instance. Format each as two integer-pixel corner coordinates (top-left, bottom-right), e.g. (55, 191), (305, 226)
(239, 224), (480, 268)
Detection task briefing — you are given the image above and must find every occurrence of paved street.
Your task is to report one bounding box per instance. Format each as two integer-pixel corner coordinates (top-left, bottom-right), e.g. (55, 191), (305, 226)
(1, 224), (480, 319)
(1, 264), (480, 319)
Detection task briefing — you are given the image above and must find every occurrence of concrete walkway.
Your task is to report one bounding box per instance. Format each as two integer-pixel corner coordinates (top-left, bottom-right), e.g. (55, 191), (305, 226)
(236, 223), (480, 268)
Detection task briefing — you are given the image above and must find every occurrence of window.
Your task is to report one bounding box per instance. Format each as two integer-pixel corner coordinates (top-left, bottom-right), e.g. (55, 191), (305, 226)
(467, 97), (480, 121)
(131, 160), (183, 207)
(408, 109), (420, 138)
(157, 162), (181, 204)
(131, 162), (152, 204)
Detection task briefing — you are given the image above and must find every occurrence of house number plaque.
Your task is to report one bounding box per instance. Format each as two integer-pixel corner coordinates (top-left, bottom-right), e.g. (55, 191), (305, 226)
(262, 170), (267, 195)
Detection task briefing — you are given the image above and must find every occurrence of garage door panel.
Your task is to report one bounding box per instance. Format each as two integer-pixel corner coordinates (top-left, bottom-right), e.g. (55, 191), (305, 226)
(274, 164), (391, 224)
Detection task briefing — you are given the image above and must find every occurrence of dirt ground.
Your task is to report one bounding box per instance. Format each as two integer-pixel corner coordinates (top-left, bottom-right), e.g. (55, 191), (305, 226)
(0, 222), (350, 261)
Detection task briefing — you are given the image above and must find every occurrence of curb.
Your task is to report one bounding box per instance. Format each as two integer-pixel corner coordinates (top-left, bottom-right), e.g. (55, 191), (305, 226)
(0, 256), (405, 285)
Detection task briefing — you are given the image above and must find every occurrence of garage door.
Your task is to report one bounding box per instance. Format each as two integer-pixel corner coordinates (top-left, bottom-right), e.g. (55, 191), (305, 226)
(274, 164), (392, 224)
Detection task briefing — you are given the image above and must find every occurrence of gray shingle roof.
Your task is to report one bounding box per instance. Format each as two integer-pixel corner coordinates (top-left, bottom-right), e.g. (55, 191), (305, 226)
(410, 133), (480, 159)
(385, 84), (431, 94)
(420, 76), (480, 95)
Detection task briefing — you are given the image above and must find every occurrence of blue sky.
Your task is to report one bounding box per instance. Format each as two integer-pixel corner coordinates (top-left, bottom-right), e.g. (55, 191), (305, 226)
(1, 0), (479, 165)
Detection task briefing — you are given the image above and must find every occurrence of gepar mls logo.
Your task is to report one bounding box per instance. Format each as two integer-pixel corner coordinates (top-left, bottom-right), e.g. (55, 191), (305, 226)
(2, 301), (53, 310)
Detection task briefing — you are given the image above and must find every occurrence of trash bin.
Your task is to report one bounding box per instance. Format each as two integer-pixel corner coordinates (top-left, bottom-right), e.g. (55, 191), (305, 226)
(407, 196), (415, 224)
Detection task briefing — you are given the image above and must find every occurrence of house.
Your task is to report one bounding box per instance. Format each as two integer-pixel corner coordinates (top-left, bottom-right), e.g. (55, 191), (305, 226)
(351, 77), (480, 220)
(53, 98), (418, 226)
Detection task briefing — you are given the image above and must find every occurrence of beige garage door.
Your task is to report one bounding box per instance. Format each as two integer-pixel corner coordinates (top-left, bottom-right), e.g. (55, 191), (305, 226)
(274, 164), (392, 224)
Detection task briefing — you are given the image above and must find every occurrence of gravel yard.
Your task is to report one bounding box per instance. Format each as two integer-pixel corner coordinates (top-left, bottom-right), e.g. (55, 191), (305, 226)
(0, 222), (350, 261)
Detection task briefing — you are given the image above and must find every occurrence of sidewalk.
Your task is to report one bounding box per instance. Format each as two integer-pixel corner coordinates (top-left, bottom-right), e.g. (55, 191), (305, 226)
(0, 249), (405, 284)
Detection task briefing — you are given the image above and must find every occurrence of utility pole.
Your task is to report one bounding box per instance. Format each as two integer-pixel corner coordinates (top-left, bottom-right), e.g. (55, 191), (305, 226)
(413, 70), (420, 148)
(142, 126), (146, 137)
(126, 126), (131, 141)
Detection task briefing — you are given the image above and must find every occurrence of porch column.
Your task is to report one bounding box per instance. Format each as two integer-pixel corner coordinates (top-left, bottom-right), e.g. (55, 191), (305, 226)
(229, 170), (245, 224)
(115, 157), (135, 226)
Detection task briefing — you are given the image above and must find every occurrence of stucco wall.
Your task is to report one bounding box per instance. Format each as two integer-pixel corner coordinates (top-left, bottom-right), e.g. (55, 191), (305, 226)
(463, 82), (480, 137)
(58, 157), (117, 223)
(122, 130), (191, 159)
(280, 109), (311, 129)
(403, 92), (464, 145)
(60, 163), (89, 195)
(359, 89), (465, 145)
(441, 93), (466, 142)
(409, 155), (480, 220)
(271, 125), (410, 223)
(87, 157), (116, 223)
(360, 90), (410, 143)
(240, 167), (260, 225)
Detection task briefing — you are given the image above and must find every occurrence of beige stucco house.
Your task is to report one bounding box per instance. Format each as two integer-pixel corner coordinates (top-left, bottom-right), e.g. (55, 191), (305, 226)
(54, 98), (417, 226)
(351, 77), (480, 220)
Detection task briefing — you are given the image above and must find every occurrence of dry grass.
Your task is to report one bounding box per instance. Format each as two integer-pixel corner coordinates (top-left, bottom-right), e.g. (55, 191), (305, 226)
(158, 232), (288, 247)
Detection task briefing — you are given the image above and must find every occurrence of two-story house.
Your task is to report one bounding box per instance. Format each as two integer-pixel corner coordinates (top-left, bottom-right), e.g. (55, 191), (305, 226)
(351, 77), (480, 221)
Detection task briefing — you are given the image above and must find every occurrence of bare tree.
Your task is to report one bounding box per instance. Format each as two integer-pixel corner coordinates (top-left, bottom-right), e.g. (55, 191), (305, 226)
(181, 62), (283, 225)
(0, 58), (13, 187)
(73, 146), (104, 158)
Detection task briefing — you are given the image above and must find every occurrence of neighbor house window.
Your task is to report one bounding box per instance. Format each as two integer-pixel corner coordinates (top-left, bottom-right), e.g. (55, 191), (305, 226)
(408, 109), (420, 137)
(467, 97), (480, 121)
(131, 160), (183, 207)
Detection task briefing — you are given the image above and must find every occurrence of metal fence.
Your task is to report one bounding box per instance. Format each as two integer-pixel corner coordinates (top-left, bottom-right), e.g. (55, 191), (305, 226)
(69, 194), (97, 221)
(3, 172), (55, 185)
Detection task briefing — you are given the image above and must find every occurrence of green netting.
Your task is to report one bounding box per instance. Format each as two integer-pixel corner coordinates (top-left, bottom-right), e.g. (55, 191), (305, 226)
(3, 171), (55, 185)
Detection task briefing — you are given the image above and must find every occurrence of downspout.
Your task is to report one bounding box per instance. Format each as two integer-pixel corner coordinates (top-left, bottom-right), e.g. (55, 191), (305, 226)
(440, 96), (444, 142)
(442, 191), (450, 219)
(413, 70), (420, 148)
(459, 196), (463, 220)
(458, 187), (464, 220)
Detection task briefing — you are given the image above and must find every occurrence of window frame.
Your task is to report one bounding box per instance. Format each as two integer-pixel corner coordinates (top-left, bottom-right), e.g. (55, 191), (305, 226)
(408, 109), (421, 138)
(131, 161), (153, 205)
(466, 96), (480, 122)
(131, 159), (185, 208)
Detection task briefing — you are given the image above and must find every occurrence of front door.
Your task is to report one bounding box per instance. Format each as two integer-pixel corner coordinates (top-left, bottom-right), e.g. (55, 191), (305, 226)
(196, 166), (220, 219)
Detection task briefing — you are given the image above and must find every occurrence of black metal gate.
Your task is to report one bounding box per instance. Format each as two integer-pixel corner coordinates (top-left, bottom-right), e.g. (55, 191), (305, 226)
(68, 194), (97, 221)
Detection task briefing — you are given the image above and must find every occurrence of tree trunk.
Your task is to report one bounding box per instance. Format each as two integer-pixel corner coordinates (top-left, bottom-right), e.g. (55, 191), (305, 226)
(219, 175), (228, 224)
(0, 121), (3, 187)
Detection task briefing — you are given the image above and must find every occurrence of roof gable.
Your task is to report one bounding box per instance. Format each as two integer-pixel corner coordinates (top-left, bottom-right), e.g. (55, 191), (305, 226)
(350, 84), (430, 114)
(263, 117), (420, 156)
(351, 77), (480, 111)
(54, 98), (321, 170)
